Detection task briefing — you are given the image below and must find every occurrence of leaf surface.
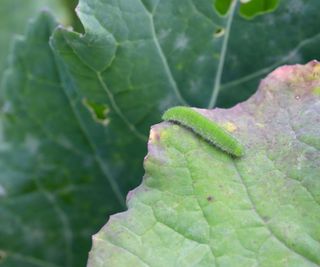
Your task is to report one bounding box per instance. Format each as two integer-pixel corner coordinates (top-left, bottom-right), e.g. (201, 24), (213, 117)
(0, 13), (125, 267)
(88, 61), (320, 267)
(51, 0), (320, 109)
(0, 0), (72, 75)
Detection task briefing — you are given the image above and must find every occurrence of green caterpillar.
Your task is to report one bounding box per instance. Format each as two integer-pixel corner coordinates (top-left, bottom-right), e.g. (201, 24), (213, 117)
(162, 106), (244, 157)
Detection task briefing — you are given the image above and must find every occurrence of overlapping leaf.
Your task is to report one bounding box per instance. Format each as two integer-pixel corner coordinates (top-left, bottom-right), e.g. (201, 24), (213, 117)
(88, 61), (320, 267)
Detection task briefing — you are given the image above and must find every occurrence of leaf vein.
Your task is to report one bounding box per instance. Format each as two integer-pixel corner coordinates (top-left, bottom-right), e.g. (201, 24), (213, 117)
(138, 0), (189, 106)
(94, 236), (150, 267)
(221, 32), (320, 91)
(233, 162), (319, 265)
(208, 0), (237, 108)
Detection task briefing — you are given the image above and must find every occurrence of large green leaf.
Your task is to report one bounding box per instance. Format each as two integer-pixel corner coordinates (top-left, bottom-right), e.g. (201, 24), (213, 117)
(50, 0), (320, 202)
(88, 61), (320, 267)
(49, 0), (320, 224)
(0, 12), (126, 267)
(51, 0), (320, 110)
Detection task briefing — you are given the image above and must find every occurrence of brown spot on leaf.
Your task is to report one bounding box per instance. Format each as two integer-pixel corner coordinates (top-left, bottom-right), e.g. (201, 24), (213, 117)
(262, 216), (270, 222)
(149, 128), (161, 143)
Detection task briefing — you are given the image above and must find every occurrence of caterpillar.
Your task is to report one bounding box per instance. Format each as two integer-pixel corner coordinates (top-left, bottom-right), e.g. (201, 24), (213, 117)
(162, 106), (244, 157)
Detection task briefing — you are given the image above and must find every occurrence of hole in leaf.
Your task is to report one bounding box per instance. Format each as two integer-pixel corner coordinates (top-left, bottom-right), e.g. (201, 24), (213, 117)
(82, 98), (110, 126)
(214, 27), (225, 37)
(239, 0), (280, 19)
